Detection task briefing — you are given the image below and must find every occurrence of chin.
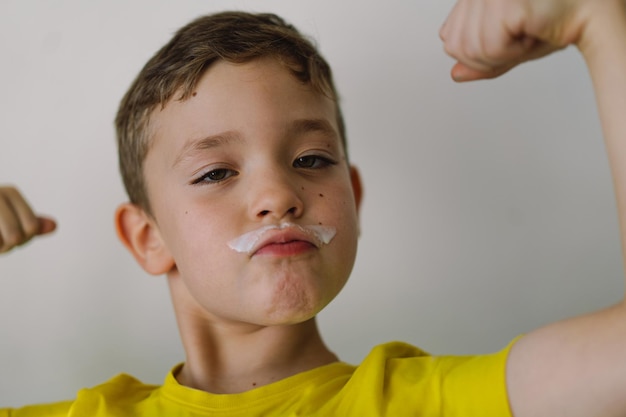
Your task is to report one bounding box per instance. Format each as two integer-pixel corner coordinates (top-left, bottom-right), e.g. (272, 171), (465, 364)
(262, 297), (323, 326)
(260, 287), (332, 326)
(253, 266), (347, 325)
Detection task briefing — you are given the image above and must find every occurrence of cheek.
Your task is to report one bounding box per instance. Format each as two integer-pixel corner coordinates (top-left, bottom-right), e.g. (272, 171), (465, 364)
(328, 183), (360, 266)
(161, 205), (236, 273)
(319, 181), (359, 233)
(306, 181), (359, 271)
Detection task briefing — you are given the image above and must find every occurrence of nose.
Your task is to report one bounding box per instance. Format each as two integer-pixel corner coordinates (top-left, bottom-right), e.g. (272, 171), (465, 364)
(247, 168), (304, 221)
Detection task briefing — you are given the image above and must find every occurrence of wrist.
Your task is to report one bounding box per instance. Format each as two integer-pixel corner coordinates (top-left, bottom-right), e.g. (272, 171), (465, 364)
(575, 0), (626, 57)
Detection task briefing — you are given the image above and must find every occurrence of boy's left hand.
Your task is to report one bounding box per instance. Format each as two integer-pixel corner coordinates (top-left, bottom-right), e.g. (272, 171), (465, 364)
(441, 1), (626, 416)
(440, 0), (587, 81)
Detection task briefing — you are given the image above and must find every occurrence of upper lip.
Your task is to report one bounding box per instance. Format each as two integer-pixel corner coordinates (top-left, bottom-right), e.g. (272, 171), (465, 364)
(251, 227), (318, 255)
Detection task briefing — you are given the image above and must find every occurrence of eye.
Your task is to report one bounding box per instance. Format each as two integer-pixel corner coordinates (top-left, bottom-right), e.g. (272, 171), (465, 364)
(192, 168), (238, 185)
(293, 155), (336, 169)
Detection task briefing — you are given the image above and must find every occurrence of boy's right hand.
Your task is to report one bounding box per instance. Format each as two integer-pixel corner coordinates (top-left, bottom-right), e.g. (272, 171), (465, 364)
(0, 186), (56, 254)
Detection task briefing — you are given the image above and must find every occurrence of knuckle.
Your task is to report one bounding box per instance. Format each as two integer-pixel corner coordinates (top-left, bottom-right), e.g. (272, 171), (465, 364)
(22, 219), (39, 238)
(0, 242), (15, 254)
(443, 39), (462, 59)
(2, 227), (25, 249)
(482, 43), (502, 62)
(439, 24), (449, 42)
(466, 39), (485, 61)
(464, 48), (481, 62)
(443, 42), (455, 57)
(0, 185), (19, 197)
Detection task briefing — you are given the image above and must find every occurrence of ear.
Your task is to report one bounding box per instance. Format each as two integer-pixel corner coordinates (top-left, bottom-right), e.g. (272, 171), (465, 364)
(115, 203), (175, 275)
(349, 165), (363, 214)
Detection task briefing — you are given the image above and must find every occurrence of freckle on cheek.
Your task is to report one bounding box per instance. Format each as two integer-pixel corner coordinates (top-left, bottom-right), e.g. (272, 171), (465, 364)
(192, 91), (197, 97)
(319, 193), (324, 197)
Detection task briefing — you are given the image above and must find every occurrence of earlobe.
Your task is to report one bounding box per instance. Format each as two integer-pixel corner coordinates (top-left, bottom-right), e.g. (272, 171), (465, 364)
(115, 203), (175, 275)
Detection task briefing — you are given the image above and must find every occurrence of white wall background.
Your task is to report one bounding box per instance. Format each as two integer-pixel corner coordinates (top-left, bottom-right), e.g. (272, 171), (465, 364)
(0, 0), (622, 407)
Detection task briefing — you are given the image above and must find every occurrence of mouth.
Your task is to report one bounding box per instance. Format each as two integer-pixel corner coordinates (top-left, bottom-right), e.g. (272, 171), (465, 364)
(227, 223), (337, 256)
(254, 238), (317, 257)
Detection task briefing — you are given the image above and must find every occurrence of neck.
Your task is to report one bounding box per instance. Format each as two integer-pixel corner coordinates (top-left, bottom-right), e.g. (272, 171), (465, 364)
(169, 281), (338, 394)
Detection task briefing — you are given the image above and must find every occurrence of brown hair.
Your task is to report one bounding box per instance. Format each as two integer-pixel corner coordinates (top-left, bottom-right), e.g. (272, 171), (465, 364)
(115, 11), (346, 213)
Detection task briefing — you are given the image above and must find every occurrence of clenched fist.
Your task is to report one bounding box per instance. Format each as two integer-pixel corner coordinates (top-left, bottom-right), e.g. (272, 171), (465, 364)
(0, 186), (56, 253)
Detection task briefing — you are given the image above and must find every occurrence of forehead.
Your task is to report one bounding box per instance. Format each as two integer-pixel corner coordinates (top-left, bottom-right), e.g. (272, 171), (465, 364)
(147, 58), (339, 160)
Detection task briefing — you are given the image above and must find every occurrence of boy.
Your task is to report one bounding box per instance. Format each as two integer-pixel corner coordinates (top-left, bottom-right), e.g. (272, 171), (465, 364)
(2, 0), (626, 416)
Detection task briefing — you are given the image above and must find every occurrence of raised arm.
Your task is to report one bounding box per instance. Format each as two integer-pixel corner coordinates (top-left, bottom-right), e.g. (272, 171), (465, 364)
(441, 0), (626, 416)
(0, 186), (56, 253)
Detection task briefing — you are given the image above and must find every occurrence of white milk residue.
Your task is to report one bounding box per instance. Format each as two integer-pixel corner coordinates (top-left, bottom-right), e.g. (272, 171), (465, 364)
(227, 222), (337, 254)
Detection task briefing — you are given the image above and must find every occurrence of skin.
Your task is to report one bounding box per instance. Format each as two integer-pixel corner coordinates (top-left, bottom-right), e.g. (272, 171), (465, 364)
(116, 58), (363, 393)
(441, 0), (626, 416)
(3, 0), (626, 414)
(0, 185), (55, 253)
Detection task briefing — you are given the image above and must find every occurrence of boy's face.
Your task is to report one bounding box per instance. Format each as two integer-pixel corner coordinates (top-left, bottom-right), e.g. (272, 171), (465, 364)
(142, 58), (361, 326)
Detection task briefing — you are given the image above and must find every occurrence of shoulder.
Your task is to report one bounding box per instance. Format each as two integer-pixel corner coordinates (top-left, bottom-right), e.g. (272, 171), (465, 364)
(69, 373), (159, 415)
(0, 401), (73, 417)
(342, 340), (516, 416)
(77, 373), (158, 399)
(1, 373), (160, 417)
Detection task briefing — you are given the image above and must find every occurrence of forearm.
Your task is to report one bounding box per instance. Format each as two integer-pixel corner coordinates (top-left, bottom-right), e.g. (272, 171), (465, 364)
(507, 3), (626, 416)
(578, 0), (626, 279)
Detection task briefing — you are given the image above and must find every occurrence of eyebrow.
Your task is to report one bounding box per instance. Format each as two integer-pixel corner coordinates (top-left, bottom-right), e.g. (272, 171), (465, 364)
(171, 118), (339, 169)
(172, 131), (243, 168)
(287, 118), (338, 141)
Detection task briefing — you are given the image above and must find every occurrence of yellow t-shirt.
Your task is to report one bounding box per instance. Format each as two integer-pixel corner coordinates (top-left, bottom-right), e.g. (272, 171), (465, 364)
(1, 341), (513, 417)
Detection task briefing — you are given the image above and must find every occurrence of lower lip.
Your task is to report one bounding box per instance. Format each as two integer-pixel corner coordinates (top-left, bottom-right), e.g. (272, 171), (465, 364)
(254, 241), (315, 257)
